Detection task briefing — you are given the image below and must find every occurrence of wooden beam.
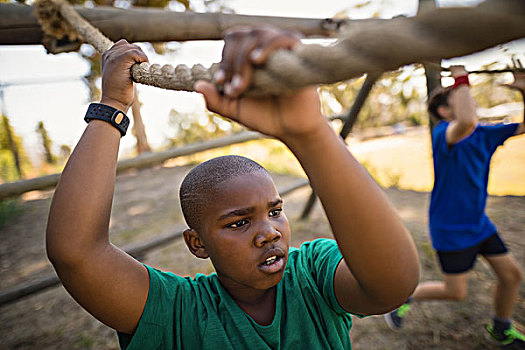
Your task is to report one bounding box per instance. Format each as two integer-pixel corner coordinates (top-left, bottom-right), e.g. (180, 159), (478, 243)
(0, 2), (350, 46)
(0, 131), (266, 200)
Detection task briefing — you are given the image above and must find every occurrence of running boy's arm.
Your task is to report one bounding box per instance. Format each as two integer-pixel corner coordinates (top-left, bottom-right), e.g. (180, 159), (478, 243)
(195, 27), (419, 315)
(503, 72), (525, 135)
(46, 40), (150, 334)
(445, 65), (479, 146)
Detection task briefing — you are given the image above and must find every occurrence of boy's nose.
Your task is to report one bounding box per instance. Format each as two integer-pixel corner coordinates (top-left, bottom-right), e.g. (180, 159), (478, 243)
(254, 222), (281, 247)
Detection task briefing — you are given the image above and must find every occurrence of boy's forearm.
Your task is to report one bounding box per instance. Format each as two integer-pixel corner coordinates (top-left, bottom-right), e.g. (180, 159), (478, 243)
(47, 121), (121, 264)
(283, 122), (419, 303)
(451, 86), (478, 127)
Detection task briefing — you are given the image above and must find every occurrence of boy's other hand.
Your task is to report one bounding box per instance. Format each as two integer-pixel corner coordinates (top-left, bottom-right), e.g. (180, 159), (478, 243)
(449, 65), (468, 78)
(195, 27), (325, 142)
(100, 39), (149, 113)
(215, 26), (301, 98)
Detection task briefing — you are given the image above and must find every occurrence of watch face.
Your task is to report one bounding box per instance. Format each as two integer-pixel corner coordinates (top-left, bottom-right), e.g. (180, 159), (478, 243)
(114, 112), (124, 124)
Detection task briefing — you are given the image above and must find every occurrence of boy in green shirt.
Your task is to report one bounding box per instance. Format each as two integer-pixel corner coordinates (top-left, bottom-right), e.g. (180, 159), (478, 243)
(46, 27), (420, 349)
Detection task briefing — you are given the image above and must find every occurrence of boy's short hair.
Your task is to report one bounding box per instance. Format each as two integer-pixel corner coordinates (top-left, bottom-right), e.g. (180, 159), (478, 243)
(179, 155), (268, 231)
(428, 86), (453, 120)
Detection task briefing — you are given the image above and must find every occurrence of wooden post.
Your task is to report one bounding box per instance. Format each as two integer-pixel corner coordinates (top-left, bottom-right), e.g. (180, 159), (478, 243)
(130, 88), (152, 155)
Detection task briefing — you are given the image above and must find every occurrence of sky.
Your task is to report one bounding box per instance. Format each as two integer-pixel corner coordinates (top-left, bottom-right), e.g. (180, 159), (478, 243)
(0, 0), (522, 165)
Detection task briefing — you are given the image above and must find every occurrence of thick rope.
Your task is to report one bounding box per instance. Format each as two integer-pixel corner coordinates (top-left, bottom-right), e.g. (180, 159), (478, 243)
(35, 0), (525, 96)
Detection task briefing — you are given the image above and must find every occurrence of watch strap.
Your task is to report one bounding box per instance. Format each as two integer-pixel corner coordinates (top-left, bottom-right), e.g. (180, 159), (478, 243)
(84, 103), (130, 137)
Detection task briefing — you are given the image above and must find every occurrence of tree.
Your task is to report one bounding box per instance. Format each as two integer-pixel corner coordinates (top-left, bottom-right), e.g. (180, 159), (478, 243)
(0, 114), (30, 181)
(130, 87), (151, 154)
(167, 108), (244, 147)
(36, 120), (56, 164)
(319, 66), (428, 131)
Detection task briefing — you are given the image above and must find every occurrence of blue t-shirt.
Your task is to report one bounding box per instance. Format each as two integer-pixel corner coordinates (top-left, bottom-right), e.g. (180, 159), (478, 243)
(118, 238), (354, 349)
(429, 121), (518, 251)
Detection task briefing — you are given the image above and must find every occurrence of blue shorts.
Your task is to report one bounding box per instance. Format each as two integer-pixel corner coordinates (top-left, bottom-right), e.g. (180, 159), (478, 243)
(436, 233), (508, 274)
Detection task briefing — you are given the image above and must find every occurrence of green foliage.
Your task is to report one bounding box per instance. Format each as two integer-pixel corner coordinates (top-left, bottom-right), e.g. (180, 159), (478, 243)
(252, 140), (302, 176)
(383, 169), (402, 188)
(134, 0), (170, 7)
(420, 241), (435, 261)
(407, 112), (424, 126)
(0, 199), (22, 229)
(81, 51), (102, 102)
(359, 160), (381, 185)
(319, 65), (429, 131)
(470, 63), (521, 109)
(0, 149), (20, 182)
(0, 150), (20, 182)
(359, 160), (402, 188)
(0, 114), (31, 181)
(321, 63), (525, 132)
(168, 109), (244, 146)
(60, 144), (72, 162)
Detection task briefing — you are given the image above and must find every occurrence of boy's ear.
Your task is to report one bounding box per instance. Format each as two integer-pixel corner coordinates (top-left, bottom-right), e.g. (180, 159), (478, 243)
(183, 229), (209, 259)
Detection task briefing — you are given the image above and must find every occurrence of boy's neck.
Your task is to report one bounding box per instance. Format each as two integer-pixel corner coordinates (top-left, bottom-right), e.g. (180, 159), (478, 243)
(220, 278), (278, 326)
(234, 286), (277, 326)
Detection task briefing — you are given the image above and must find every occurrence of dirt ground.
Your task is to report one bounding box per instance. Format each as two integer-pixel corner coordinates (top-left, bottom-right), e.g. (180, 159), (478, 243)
(0, 162), (524, 349)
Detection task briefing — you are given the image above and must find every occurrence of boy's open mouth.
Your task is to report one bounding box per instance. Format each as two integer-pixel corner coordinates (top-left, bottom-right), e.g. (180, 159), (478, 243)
(258, 250), (285, 274)
(261, 256), (278, 265)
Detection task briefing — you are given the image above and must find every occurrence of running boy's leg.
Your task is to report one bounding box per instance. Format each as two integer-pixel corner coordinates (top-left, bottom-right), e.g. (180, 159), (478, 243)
(484, 253), (522, 319)
(411, 273), (468, 301)
(484, 252), (524, 346)
(385, 245), (476, 330)
(384, 274), (468, 330)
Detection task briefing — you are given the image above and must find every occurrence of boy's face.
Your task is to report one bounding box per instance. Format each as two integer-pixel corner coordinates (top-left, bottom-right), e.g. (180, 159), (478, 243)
(198, 171), (290, 292)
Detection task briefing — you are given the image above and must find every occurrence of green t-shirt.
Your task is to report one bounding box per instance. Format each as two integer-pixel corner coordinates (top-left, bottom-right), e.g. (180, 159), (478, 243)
(118, 238), (354, 349)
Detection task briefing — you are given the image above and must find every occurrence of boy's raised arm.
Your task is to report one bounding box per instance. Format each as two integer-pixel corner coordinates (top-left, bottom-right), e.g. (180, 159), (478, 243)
(196, 27), (419, 316)
(445, 65), (478, 146)
(46, 40), (149, 334)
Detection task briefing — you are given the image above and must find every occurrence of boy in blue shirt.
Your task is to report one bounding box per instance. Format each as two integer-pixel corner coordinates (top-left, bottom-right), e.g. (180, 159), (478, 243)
(46, 27), (419, 349)
(385, 65), (525, 347)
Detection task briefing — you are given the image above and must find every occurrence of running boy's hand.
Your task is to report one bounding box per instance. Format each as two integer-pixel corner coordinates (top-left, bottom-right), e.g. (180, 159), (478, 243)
(448, 65), (468, 78)
(100, 39), (149, 112)
(194, 27), (325, 142)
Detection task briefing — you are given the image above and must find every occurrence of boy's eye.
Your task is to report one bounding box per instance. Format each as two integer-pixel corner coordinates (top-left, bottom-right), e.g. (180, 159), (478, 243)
(269, 208), (282, 217)
(228, 219), (248, 228)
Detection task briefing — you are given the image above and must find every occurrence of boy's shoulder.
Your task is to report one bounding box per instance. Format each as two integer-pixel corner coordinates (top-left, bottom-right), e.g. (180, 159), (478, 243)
(285, 238), (341, 280)
(288, 238), (338, 261)
(295, 237), (338, 253)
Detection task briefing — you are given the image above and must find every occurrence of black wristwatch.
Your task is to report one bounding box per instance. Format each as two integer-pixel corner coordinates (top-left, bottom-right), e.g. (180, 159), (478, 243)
(84, 103), (130, 137)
